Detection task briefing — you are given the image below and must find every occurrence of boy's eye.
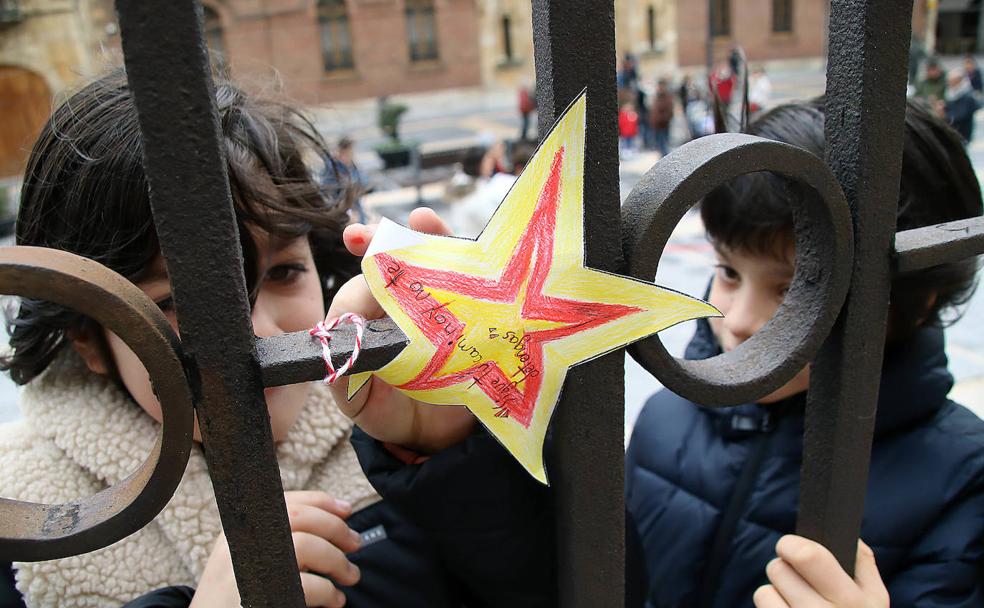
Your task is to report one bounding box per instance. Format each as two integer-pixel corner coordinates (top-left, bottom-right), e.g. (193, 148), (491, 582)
(715, 264), (740, 284)
(266, 262), (309, 283)
(155, 296), (175, 312)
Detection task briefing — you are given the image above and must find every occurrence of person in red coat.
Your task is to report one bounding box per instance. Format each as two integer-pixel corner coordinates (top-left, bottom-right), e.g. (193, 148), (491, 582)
(619, 102), (640, 157)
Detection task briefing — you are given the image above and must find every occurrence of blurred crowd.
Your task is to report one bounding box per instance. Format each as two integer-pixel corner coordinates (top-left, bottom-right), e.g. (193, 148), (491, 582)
(612, 50), (773, 160)
(910, 36), (982, 144)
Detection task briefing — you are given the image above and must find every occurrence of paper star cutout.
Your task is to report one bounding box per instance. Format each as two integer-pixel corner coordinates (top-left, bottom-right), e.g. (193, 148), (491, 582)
(349, 93), (718, 483)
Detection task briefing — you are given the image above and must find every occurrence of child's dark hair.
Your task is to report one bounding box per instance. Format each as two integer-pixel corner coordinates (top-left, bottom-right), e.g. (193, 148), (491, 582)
(702, 97), (983, 341)
(3, 67), (359, 385)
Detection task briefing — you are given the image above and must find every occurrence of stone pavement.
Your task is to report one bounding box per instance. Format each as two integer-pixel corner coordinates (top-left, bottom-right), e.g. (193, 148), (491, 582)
(0, 60), (981, 440)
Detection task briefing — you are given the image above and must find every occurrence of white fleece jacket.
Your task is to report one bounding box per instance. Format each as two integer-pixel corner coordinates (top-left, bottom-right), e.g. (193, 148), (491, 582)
(0, 351), (380, 607)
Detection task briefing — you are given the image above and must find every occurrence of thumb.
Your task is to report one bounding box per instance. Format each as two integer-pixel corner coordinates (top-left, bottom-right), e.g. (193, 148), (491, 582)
(854, 539), (889, 602)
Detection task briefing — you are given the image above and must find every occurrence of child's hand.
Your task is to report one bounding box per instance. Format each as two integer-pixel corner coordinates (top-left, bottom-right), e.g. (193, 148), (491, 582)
(191, 491), (362, 608)
(326, 208), (476, 453)
(753, 535), (889, 608)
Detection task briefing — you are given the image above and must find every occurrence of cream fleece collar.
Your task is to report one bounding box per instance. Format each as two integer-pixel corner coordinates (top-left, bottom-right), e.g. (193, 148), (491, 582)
(17, 350), (377, 580)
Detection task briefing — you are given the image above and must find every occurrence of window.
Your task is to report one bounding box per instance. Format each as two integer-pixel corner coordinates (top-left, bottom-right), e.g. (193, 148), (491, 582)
(647, 5), (656, 49)
(772, 0), (793, 33)
(203, 7), (227, 72)
(502, 15), (513, 61)
(318, 0), (354, 71)
(710, 0), (730, 37)
(406, 0), (439, 62)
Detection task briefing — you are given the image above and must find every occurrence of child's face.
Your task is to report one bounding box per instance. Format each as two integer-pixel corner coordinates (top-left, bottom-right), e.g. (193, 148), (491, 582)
(92, 232), (325, 442)
(707, 244), (810, 404)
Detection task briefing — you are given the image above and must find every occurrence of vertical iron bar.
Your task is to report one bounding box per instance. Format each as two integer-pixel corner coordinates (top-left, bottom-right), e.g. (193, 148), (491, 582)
(797, 0), (912, 573)
(532, 2), (624, 606)
(115, 2), (306, 605)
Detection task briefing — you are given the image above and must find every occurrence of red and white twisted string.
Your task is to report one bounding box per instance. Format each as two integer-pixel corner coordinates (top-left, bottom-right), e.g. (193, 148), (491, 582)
(309, 312), (366, 385)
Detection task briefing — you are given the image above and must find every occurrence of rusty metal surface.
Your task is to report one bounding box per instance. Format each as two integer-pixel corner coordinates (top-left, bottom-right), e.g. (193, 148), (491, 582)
(115, 1), (306, 605)
(622, 134), (853, 406)
(0, 247), (193, 561)
(894, 216), (984, 273)
(532, 1), (625, 605)
(257, 318), (409, 387)
(797, 0), (914, 573)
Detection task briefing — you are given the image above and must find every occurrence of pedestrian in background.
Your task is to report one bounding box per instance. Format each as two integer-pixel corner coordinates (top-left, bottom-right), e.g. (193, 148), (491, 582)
(517, 83), (537, 141)
(916, 57), (947, 110)
(748, 65), (772, 116)
(678, 73), (692, 118)
(709, 61), (736, 110)
(908, 34), (926, 83)
(964, 55), (982, 95)
(617, 54), (639, 110)
(619, 101), (640, 158)
(649, 78), (674, 157)
(945, 68), (980, 144)
(637, 82), (652, 150)
(323, 136), (369, 224)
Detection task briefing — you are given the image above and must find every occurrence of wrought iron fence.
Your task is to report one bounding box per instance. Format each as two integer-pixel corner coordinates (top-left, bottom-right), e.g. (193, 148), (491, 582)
(0, 1), (983, 607)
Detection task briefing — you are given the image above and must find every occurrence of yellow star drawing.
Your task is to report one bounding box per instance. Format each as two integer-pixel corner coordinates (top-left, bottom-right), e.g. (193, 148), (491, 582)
(348, 93), (719, 483)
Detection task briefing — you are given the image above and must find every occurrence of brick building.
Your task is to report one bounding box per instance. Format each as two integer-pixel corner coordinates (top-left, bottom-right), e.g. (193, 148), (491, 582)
(676, 0), (828, 68)
(206, 0), (482, 104)
(476, 0), (679, 91)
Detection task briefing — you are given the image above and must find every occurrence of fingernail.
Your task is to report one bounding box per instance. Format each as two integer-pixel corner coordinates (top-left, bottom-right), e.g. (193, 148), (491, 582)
(349, 529), (362, 547)
(335, 498), (352, 512)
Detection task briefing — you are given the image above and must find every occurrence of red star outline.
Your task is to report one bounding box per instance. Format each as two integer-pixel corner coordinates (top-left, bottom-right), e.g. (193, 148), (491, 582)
(373, 147), (640, 427)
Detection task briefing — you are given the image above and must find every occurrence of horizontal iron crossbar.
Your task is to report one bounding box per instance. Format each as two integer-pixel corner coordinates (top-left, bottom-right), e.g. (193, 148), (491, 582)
(894, 216), (984, 273)
(257, 318), (409, 387)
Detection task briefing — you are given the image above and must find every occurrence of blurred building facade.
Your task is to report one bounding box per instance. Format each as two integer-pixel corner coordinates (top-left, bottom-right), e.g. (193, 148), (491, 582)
(476, 1), (679, 91)
(676, 0), (829, 68)
(0, 0), (116, 177)
(206, 0), (482, 103)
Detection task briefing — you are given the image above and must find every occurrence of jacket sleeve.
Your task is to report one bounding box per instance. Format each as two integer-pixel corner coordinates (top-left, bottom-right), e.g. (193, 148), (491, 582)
(350, 426), (557, 608)
(120, 586), (194, 608)
(885, 489), (984, 606)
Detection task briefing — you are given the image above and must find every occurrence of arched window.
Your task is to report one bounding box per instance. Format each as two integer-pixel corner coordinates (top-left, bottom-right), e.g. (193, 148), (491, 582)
(203, 6), (227, 72)
(406, 0), (439, 62)
(318, 0), (354, 71)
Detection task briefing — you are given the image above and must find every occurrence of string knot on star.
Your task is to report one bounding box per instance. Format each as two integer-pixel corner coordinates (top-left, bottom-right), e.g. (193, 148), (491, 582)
(309, 312), (366, 385)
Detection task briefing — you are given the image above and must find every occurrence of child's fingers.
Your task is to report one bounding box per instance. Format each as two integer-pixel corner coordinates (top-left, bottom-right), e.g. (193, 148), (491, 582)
(284, 491), (353, 518)
(285, 502), (362, 554)
(299, 572), (347, 607)
(407, 207), (453, 236)
(293, 531), (361, 587)
(752, 585), (789, 608)
(854, 540), (890, 604)
(325, 275), (385, 322)
(752, 584), (790, 608)
(763, 557), (825, 606)
(342, 223), (376, 257)
(775, 535), (856, 605)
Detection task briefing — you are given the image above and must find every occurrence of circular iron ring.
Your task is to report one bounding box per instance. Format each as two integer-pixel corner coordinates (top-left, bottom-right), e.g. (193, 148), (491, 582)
(0, 246), (194, 561)
(623, 133), (853, 406)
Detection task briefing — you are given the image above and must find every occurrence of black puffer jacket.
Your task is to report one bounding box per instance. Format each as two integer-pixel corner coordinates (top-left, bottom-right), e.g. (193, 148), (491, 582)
(119, 429), (556, 608)
(625, 319), (984, 607)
